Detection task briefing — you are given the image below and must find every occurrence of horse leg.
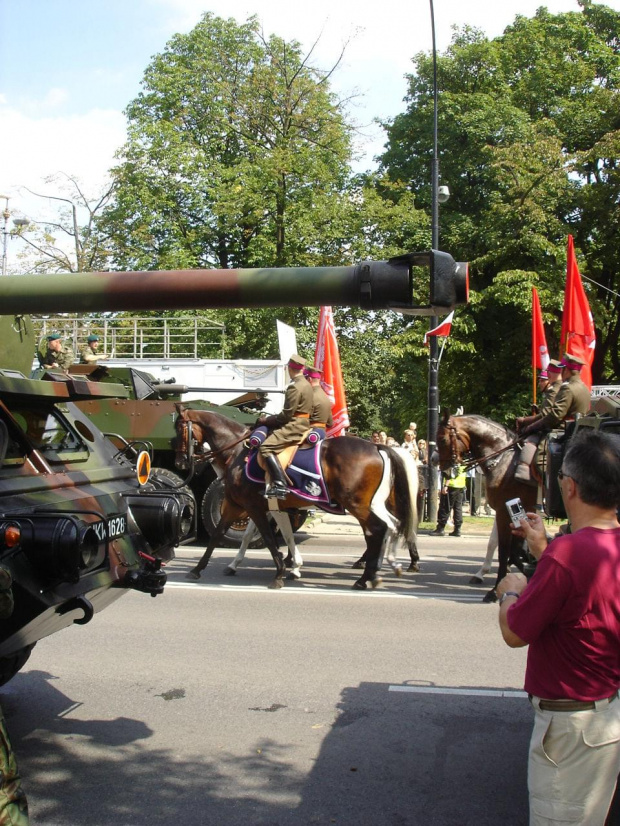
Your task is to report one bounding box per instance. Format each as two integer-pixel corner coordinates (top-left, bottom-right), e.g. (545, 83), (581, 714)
(251, 510), (286, 589)
(470, 517), (498, 584)
(353, 518), (388, 590)
(484, 517), (512, 603)
(384, 530), (403, 577)
(186, 500), (244, 580)
(406, 537), (420, 573)
(223, 519), (261, 576)
(270, 511), (303, 579)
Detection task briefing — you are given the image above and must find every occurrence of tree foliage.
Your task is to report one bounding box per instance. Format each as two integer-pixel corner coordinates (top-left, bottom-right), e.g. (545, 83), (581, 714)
(379, 1), (620, 420)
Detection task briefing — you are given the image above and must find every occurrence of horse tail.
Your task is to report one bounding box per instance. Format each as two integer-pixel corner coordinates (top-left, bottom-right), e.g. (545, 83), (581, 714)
(384, 446), (418, 543)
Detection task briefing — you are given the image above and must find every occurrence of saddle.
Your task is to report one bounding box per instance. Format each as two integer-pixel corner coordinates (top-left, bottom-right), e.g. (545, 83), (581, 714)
(245, 427), (343, 512)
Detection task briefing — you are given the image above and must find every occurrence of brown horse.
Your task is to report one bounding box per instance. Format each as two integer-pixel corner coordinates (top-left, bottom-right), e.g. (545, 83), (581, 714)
(436, 411), (538, 602)
(174, 406), (418, 589)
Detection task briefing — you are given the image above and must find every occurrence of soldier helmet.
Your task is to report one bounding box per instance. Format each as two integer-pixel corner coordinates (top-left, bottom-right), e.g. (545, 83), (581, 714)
(547, 359), (562, 373)
(288, 354), (306, 369)
(560, 353), (586, 370)
(87, 334), (99, 342)
(47, 333), (62, 341)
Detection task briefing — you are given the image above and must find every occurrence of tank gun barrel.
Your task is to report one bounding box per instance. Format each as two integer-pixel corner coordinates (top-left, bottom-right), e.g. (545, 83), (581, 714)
(0, 251), (467, 316)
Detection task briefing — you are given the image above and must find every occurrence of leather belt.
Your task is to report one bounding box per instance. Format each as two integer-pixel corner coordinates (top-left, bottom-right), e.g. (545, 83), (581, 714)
(294, 413), (310, 418)
(529, 692), (618, 712)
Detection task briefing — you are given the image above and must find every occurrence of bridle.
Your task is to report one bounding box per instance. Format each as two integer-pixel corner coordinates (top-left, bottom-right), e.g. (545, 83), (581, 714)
(178, 418), (248, 466)
(440, 418), (520, 472)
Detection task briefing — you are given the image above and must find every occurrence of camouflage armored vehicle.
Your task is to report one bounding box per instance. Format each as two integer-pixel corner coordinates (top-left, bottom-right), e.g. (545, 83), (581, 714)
(0, 313), (196, 684)
(64, 362), (270, 545)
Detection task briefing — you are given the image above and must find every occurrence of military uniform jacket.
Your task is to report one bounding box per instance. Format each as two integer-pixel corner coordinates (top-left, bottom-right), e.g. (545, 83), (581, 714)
(311, 386), (333, 429)
(43, 345), (75, 371)
(538, 380), (562, 417)
(539, 374), (590, 430)
(259, 375), (314, 454)
(80, 345), (104, 364)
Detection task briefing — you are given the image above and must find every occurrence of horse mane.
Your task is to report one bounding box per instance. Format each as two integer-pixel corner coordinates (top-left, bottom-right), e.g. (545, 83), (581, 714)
(457, 413), (516, 441)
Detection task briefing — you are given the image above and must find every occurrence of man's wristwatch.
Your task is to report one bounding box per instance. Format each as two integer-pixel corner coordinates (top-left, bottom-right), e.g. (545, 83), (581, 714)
(499, 591), (520, 605)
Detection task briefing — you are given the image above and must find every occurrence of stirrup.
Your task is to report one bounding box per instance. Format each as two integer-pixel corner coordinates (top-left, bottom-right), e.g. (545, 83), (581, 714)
(265, 484), (288, 500)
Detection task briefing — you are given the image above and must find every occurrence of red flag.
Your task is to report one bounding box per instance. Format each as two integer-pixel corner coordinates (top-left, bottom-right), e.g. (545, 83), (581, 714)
(314, 306), (350, 437)
(561, 235), (595, 389)
(423, 311), (454, 346)
(532, 287), (549, 371)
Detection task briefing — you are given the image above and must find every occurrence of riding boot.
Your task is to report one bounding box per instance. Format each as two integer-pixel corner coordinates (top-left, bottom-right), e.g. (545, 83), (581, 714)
(264, 454), (289, 499)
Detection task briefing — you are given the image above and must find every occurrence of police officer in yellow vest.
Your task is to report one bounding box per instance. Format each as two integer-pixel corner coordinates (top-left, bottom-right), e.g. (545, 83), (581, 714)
(430, 463), (467, 537)
(258, 354), (314, 498)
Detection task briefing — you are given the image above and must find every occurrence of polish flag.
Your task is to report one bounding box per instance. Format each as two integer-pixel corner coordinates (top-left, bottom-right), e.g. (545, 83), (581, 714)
(532, 287), (549, 371)
(314, 306), (350, 437)
(424, 311), (454, 345)
(561, 236), (595, 389)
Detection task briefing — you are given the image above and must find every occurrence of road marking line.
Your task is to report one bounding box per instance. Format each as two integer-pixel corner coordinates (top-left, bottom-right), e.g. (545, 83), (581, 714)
(163, 581), (482, 601)
(388, 686), (527, 698)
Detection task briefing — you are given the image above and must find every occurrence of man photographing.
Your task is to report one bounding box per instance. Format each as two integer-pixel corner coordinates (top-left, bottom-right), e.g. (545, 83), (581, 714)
(497, 428), (620, 825)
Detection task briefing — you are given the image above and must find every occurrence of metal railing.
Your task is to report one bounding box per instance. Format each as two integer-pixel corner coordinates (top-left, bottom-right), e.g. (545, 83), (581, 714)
(32, 315), (226, 359)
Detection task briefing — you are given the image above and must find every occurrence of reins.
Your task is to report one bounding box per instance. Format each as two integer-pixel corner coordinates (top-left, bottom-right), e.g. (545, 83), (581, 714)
(185, 421), (249, 464)
(445, 421), (520, 471)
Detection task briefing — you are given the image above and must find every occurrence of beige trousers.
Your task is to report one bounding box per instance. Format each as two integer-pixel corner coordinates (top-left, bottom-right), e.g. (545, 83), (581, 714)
(528, 694), (620, 824)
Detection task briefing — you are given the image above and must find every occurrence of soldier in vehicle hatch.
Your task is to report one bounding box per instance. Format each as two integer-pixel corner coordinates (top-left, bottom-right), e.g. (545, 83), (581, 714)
(79, 334), (108, 364)
(40, 333), (75, 373)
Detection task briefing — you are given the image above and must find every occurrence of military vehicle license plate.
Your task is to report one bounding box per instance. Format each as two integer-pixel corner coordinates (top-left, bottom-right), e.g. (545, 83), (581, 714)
(93, 516), (127, 542)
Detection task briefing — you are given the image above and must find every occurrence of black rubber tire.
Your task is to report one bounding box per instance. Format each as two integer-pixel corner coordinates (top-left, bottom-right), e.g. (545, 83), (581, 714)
(0, 643), (36, 687)
(201, 478), (265, 548)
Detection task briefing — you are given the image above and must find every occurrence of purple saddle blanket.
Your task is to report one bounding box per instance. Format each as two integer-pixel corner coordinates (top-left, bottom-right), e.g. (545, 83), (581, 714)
(245, 440), (344, 514)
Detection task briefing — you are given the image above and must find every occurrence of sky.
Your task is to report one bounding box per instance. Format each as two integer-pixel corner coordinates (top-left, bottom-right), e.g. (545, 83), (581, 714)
(1, 0), (617, 238)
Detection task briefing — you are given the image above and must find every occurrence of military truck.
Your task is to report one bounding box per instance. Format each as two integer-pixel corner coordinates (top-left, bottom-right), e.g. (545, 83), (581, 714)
(0, 313), (196, 684)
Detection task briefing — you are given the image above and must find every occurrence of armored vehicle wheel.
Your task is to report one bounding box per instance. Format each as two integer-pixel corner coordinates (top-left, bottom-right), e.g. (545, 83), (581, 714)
(201, 479), (308, 548)
(148, 467), (193, 498)
(201, 478), (265, 548)
(0, 644), (36, 687)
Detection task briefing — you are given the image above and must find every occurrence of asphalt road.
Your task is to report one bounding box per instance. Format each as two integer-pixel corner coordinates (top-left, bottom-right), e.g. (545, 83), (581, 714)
(4, 522), (537, 825)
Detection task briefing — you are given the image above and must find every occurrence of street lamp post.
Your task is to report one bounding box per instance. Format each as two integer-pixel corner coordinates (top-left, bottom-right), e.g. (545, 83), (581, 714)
(427, 0), (441, 524)
(1, 196), (9, 277)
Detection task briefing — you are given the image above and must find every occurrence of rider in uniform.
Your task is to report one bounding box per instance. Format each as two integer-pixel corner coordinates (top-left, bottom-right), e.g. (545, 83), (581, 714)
(304, 366), (333, 433)
(41, 333), (75, 373)
(258, 355), (314, 498)
(515, 353), (591, 483)
(515, 359), (563, 483)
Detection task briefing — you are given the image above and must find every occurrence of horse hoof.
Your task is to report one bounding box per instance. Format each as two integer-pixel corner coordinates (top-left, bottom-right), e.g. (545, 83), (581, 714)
(223, 567), (237, 576)
(482, 590), (498, 603)
(185, 570), (201, 581)
(469, 575), (484, 585)
(371, 577), (383, 590)
(392, 565), (403, 578)
(407, 563), (420, 573)
(268, 579), (284, 590)
(352, 579), (368, 590)
(351, 559), (365, 570)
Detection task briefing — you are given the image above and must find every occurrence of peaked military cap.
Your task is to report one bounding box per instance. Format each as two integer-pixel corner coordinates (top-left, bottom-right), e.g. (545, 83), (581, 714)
(288, 354), (306, 368)
(547, 359), (562, 372)
(561, 353), (586, 369)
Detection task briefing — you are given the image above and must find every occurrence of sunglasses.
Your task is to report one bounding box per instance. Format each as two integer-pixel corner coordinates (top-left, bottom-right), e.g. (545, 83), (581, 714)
(557, 469), (571, 481)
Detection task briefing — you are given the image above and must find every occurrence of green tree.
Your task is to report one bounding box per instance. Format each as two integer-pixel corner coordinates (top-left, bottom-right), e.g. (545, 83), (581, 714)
(378, 2), (620, 418)
(100, 13), (355, 272)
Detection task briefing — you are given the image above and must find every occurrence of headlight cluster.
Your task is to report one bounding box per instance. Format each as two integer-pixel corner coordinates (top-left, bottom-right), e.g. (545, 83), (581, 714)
(125, 490), (195, 559)
(0, 515), (104, 583)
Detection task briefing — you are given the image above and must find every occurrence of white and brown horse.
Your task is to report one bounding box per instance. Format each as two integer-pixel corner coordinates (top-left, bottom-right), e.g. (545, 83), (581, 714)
(174, 406), (418, 589)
